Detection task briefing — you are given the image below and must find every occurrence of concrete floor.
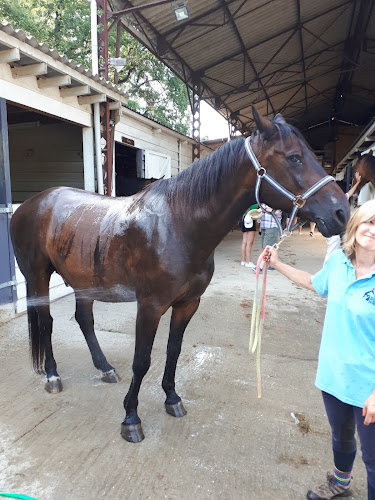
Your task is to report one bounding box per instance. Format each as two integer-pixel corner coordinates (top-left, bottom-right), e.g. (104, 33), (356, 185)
(0, 228), (367, 500)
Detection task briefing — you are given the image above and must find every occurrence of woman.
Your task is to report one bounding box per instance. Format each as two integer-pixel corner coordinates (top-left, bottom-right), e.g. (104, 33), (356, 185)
(241, 204), (258, 270)
(267, 200), (375, 500)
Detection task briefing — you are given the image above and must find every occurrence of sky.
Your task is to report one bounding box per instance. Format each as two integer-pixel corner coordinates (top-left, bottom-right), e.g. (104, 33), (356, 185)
(200, 101), (230, 140)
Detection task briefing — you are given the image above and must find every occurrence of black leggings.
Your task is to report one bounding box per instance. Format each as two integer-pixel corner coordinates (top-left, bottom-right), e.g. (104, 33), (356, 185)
(322, 391), (375, 499)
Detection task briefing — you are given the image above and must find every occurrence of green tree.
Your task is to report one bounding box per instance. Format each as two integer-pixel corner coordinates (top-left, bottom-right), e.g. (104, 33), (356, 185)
(0, 0), (191, 134)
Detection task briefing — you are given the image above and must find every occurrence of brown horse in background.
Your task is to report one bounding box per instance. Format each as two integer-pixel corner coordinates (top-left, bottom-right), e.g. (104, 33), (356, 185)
(10, 108), (349, 442)
(353, 150), (375, 191)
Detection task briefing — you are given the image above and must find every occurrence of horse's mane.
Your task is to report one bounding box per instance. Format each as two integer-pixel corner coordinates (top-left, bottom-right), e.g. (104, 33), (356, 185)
(131, 114), (306, 212)
(360, 152), (375, 175)
(133, 138), (245, 211)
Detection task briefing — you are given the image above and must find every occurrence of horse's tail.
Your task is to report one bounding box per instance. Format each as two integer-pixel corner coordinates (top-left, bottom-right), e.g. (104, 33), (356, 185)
(26, 284), (46, 374)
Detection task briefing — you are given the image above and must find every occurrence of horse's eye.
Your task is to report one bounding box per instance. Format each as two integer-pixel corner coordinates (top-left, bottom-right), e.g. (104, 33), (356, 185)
(288, 155), (302, 165)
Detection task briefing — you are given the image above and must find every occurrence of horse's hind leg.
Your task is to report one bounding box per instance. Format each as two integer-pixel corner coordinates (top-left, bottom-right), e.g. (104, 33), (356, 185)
(162, 298), (200, 418)
(75, 296), (119, 383)
(26, 275), (62, 394)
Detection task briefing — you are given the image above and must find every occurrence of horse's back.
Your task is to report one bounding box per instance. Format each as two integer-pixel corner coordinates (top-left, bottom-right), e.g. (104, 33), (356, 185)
(10, 187), (115, 276)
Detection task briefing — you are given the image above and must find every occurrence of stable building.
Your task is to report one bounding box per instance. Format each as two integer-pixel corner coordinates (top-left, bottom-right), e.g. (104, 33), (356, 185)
(0, 21), (210, 321)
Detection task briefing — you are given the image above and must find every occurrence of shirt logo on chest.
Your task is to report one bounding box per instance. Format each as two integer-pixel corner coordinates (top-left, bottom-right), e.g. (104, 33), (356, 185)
(363, 288), (375, 306)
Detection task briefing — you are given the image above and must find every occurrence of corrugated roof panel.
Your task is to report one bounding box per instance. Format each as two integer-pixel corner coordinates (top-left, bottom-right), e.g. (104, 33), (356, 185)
(234, 0), (297, 48)
(303, 9), (352, 52)
(176, 24), (242, 72)
(300, 0), (354, 24)
(248, 32), (301, 76)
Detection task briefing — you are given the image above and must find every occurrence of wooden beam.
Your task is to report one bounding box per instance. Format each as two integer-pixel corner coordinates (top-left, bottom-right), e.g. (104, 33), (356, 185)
(78, 93), (106, 105)
(365, 135), (375, 142)
(109, 101), (121, 110)
(60, 85), (90, 98)
(11, 62), (47, 79)
(0, 48), (20, 64)
(38, 75), (71, 89)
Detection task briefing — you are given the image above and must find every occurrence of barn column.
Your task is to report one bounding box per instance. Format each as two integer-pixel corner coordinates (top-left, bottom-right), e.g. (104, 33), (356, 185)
(192, 77), (201, 162)
(82, 126), (96, 192)
(0, 98), (16, 317)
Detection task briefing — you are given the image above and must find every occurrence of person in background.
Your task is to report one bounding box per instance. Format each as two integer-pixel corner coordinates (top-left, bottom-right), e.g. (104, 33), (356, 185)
(267, 199), (375, 500)
(260, 203), (281, 270)
(309, 222), (316, 237)
(240, 204), (258, 270)
(324, 171), (362, 264)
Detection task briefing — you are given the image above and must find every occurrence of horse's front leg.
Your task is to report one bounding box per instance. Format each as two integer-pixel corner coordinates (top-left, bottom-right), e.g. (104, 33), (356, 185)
(75, 295), (119, 383)
(121, 303), (162, 443)
(162, 299), (200, 418)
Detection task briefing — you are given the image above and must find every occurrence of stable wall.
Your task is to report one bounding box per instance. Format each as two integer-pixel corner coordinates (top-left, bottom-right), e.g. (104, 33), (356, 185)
(115, 107), (208, 177)
(9, 121), (84, 202)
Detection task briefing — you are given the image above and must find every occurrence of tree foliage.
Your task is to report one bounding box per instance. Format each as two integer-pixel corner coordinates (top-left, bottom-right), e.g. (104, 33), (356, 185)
(0, 0), (191, 134)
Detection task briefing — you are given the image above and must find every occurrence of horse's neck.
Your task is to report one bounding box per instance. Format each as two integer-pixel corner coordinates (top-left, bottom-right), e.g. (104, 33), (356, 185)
(173, 147), (254, 253)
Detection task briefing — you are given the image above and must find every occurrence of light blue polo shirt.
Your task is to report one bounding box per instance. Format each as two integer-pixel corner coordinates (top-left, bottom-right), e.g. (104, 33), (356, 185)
(311, 249), (375, 408)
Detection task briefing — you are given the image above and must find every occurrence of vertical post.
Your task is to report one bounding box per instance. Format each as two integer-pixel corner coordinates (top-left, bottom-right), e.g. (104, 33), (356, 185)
(0, 98), (16, 310)
(229, 112), (238, 139)
(97, 0), (112, 195)
(114, 22), (122, 86)
(90, 0), (104, 194)
(192, 77), (201, 162)
(82, 126), (95, 192)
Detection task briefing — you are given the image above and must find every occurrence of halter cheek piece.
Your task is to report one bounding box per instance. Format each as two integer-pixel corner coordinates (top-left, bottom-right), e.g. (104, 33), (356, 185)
(245, 135), (335, 237)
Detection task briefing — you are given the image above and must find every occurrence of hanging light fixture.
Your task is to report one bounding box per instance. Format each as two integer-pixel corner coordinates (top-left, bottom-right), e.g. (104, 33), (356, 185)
(173, 2), (189, 21)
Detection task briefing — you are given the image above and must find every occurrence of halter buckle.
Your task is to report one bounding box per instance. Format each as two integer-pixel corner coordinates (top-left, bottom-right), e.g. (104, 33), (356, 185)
(293, 195), (306, 208)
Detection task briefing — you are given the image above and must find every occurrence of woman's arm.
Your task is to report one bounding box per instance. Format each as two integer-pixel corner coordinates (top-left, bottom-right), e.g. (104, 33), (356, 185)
(346, 171), (361, 199)
(267, 247), (315, 291)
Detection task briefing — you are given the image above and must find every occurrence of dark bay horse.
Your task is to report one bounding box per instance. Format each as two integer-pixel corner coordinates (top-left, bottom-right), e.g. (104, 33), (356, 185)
(10, 109), (349, 442)
(353, 150), (375, 191)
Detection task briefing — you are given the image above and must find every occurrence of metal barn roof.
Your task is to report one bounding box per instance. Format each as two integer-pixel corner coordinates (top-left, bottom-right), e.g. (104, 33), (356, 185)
(110, 0), (375, 171)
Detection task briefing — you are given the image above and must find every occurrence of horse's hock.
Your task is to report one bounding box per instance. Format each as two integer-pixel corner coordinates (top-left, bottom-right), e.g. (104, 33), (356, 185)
(0, 229), (367, 499)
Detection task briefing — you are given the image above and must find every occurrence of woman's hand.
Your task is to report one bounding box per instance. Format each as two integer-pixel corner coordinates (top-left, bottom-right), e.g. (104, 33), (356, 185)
(266, 246), (280, 269)
(363, 391), (375, 425)
(354, 171), (361, 184)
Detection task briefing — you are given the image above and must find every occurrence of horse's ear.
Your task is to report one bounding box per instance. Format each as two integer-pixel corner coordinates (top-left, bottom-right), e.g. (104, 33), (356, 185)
(369, 149), (374, 156)
(252, 106), (276, 137)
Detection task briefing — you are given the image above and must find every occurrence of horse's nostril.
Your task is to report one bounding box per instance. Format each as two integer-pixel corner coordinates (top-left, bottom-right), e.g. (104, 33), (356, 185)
(336, 208), (348, 226)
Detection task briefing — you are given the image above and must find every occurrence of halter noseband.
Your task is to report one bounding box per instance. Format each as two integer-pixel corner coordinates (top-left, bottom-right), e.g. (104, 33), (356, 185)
(244, 136), (335, 236)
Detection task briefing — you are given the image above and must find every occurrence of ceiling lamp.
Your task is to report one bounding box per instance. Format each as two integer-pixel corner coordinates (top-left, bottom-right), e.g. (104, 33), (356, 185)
(174, 2), (189, 21)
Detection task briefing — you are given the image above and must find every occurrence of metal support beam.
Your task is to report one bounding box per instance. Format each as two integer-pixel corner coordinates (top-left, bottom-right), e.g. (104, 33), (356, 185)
(192, 78), (201, 162)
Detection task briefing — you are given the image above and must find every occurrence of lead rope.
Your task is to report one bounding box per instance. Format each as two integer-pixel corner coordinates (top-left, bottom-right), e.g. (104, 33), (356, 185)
(249, 233), (290, 398)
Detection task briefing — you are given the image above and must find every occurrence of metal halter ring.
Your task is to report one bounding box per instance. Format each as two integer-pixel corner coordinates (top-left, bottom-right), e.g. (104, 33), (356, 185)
(293, 195), (306, 208)
(257, 167), (266, 177)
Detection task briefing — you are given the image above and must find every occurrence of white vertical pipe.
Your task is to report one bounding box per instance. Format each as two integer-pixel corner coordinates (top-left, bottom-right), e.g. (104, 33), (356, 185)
(82, 126), (95, 192)
(90, 0), (104, 194)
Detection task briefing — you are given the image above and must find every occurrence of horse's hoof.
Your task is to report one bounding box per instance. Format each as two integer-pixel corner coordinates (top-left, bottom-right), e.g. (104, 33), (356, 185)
(121, 422), (145, 443)
(101, 369), (121, 383)
(45, 376), (63, 394)
(165, 400), (187, 418)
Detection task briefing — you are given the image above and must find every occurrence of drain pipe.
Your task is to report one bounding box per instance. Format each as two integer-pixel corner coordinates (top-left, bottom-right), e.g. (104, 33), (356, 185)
(89, 0), (104, 194)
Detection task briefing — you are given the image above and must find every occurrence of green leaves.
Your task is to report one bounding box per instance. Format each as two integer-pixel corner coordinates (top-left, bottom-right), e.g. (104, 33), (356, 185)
(0, 0), (191, 135)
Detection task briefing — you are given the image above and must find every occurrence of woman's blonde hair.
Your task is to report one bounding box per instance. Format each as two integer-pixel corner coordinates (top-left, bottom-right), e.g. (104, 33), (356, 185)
(342, 199), (375, 259)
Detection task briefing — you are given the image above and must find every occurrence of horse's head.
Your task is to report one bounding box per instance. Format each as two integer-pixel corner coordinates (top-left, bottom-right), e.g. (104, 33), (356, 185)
(251, 107), (349, 237)
(353, 150), (375, 192)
